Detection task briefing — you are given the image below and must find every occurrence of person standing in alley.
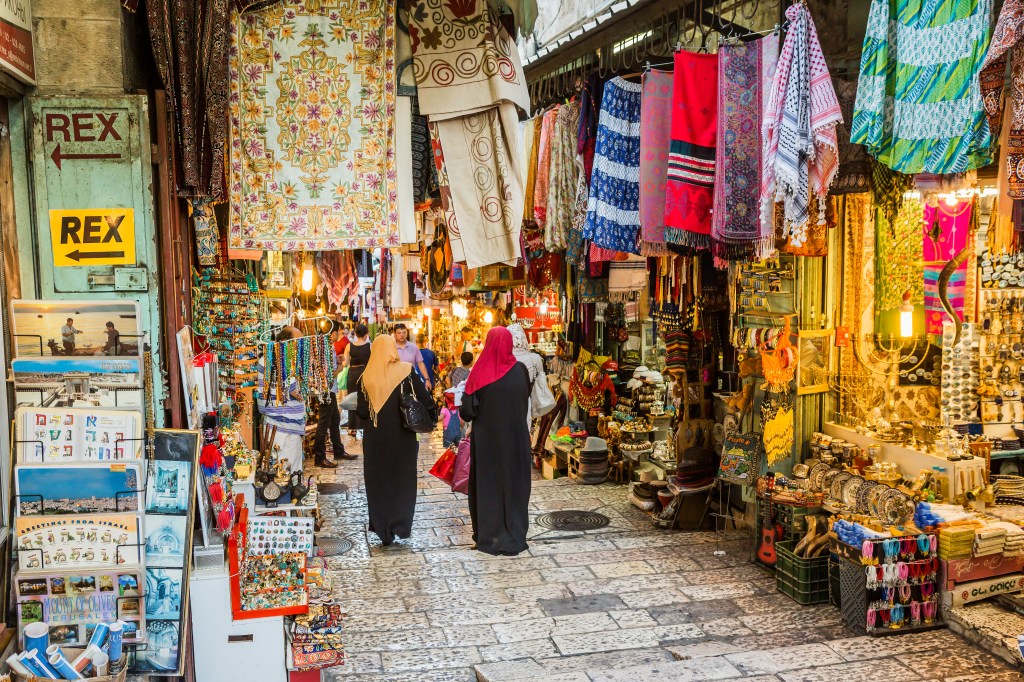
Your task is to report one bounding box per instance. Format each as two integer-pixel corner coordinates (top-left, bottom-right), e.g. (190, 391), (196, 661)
(459, 326), (532, 556)
(417, 333), (438, 390)
(394, 323), (431, 390)
(343, 323), (371, 437)
(356, 335), (432, 546)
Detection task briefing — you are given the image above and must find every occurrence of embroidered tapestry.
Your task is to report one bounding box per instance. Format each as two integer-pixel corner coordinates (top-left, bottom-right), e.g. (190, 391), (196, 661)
(228, 0), (398, 251)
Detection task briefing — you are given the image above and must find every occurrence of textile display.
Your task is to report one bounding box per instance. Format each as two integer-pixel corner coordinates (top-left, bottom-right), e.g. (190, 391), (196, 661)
(608, 255), (647, 302)
(192, 199), (219, 266)
(582, 77), (643, 254)
(432, 103), (525, 268)
(565, 163), (589, 266)
(777, 191), (831, 257)
(147, 0), (231, 199)
(411, 97), (438, 203)
(228, 0), (398, 250)
(663, 51), (719, 250)
(875, 198), (924, 314)
(711, 38), (778, 262)
(851, 0), (993, 174)
(832, 78), (871, 194)
(923, 201), (971, 335)
(639, 70), (673, 256)
(534, 107), (558, 226)
(523, 117), (542, 219)
(408, 0), (529, 119)
(545, 101), (582, 251)
(986, 0), (1024, 196)
(761, 392), (794, 467)
(578, 72), (604, 182)
(398, 97), (418, 244)
(761, 3), (842, 252)
(871, 159), (915, 226)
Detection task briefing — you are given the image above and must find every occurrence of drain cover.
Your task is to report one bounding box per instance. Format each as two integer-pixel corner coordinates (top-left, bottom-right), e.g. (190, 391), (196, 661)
(317, 482), (349, 495)
(316, 536), (354, 556)
(535, 510), (610, 532)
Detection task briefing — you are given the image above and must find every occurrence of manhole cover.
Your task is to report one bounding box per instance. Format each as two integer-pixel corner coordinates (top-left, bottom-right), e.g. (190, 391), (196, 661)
(316, 536), (354, 556)
(317, 482), (349, 495)
(535, 510), (610, 532)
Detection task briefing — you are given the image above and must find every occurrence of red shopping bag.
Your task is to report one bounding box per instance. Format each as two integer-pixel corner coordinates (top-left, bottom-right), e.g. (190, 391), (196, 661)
(429, 446), (457, 486)
(451, 438), (471, 494)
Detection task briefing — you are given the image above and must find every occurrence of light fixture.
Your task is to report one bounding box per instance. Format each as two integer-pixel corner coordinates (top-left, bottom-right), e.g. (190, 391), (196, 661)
(944, 193), (959, 207)
(899, 290), (914, 338)
(539, 299), (549, 315)
(423, 306), (432, 318)
(483, 310), (494, 324)
(300, 254), (314, 292)
(297, 308), (307, 319)
(316, 305), (324, 316)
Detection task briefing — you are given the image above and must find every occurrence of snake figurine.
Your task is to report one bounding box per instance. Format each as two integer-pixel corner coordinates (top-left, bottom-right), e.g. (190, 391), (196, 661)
(938, 244), (969, 347)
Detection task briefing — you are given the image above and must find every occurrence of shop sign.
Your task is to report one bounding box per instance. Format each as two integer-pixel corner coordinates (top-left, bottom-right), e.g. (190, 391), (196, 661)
(0, 0), (34, 84)
(48, 208), (136, 266)
(942, 573), (1024, 607)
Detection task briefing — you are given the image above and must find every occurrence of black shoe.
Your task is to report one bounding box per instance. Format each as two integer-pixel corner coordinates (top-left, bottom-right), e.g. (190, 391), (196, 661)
(315, 458), (338, 468)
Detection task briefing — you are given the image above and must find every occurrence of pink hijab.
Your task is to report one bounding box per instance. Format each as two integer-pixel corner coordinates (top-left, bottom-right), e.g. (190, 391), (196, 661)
(464, 327), (517, 395)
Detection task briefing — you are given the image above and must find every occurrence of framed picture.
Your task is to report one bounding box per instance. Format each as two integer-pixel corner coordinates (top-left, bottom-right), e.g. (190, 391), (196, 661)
(135, 619), (180, 673)
(797, 330), (832, 395)
(16, 462), (144, 516)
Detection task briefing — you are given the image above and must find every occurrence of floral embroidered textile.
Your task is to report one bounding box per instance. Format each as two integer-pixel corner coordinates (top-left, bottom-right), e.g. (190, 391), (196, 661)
(192, 199), (219, 266)
(228, 1), (398, 250)
(544, 101), (581, 251)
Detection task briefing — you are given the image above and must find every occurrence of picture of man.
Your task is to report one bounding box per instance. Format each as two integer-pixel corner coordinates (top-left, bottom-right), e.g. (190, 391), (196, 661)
(61, 318), (83, 354)
(103, 322), (120, 355)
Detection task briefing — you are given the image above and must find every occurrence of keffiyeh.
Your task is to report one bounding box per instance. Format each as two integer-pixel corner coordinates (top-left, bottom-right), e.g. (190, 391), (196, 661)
(761, 2), (842, 252)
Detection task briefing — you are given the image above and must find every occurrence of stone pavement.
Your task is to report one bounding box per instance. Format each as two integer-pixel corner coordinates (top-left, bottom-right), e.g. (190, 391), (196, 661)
(308, 430), (1022, 681)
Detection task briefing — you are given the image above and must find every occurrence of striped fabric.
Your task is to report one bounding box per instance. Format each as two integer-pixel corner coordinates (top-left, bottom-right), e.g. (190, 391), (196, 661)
(851, 0), (994, 174)
(257, 364), (307, 436)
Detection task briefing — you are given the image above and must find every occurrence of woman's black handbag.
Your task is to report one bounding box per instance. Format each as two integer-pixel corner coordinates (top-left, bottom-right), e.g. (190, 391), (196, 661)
(399, 378), (437, 433)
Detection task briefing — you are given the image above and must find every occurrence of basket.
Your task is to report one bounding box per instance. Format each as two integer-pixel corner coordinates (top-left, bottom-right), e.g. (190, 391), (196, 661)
(775, 541), (829, 605)
(13, 648), (128, 682)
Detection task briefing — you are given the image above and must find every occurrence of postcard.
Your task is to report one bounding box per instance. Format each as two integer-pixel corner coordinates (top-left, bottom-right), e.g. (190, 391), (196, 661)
(144, 515), (187, 568)
(15, 514), (141, 571)
(16, 462), (144, 515)
(145, 568), (183, 620)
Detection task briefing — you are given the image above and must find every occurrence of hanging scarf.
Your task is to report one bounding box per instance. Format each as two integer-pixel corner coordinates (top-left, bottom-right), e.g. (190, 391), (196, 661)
(870, 159), (914, 227)
(711, 38), (778, 263)
(639, 70), (674, 256)
(832, 78), (871, 194)
(761, 3), (842, 251)
(523, 116), (542, 220)
(578, 72), (604, 183)
(608, 255), (647, 302)
(545, 101), (582, 251)
(986, 0), (1024, 197)
(852, 0), (992, 175)
(664, 51), (719, 250)
(465, 327), (517, 394)
(534, 107), (559, 226)
(359, 335), (413, 425)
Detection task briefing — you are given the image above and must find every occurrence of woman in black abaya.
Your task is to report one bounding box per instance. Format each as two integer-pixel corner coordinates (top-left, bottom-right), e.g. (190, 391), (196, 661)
(459, 326), (532, 556)
(356, 334), (431, 546)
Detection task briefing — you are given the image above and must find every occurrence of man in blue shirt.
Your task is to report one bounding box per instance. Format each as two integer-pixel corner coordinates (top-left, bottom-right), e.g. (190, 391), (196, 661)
(416, 333), (438, 389)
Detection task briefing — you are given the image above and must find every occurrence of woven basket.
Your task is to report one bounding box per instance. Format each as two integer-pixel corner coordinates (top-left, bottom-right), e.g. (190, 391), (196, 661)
(12, 649), (128, 682)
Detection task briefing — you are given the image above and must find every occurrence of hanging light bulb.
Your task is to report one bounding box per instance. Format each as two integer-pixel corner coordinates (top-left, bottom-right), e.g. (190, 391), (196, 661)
(483, 310), (494, 324)
(423, 306), (432, 318)
(301, 255), (314, 292)
(899, 290), (914, 338)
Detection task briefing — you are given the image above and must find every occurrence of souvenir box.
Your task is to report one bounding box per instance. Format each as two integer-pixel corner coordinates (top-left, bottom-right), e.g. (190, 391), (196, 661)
(941, 555), (1024, 589)
(15, 568), (145, 648)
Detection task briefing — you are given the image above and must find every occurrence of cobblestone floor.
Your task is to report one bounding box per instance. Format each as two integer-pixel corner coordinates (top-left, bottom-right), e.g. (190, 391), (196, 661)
(308, 431), (1021, 682)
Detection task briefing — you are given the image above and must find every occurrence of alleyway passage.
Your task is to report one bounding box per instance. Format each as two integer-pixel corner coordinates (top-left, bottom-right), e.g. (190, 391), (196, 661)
(309, 431), (1020, 682)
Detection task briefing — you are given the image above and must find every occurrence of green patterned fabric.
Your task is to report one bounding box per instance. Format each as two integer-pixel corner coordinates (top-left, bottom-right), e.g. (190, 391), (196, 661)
(852, 0), (994, 174)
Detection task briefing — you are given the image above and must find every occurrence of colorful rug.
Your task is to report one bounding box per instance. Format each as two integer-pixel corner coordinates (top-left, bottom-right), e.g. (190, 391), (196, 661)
(228, 0), (398, 250)
(711, 38), (777, 262)
(664, 51), (718, 250)
(639, 69), (673, 256)
(852, 0), (993, 174)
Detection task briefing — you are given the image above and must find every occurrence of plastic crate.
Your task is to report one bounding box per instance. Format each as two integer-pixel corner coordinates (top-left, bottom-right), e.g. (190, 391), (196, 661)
(756, 497), (821, 542)
(775, 540), (830, 605)
(829, 553), (842, 607)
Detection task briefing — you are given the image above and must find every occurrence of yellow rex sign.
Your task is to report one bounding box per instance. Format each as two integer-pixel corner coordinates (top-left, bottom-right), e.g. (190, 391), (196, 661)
(49, 208), (136, 266)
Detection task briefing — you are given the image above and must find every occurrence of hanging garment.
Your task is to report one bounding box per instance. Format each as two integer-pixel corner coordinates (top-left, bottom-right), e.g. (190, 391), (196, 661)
(523, 116), (543, 220)
(147, 0), (231, 199)
(565, 162), (589, 266)
(408, 0), (529, 120)
(608, 255), (647, 302)
(711, 38), (778, 262)
(581, 77), (642, 254)
(431, 104), (525, 268)
(533, 107), (559, 226)
(397, 96), (418, 245)
(923, 201), (971, 335)
(875, 198), (925, 318)
(410, 96), (438, 204)
(544, 101), (582, 251)
(191, 199), (219, 266)
(639, 70), (674, 256)
(832, 78), (871, 195)
(578, 72), (605, 183)
(985, 0), (1024, 196)
(228, 0), (398, 250)
(852, 0), (993, 174)
(664, 51), (719, 250)
(761, 3), (842, 252)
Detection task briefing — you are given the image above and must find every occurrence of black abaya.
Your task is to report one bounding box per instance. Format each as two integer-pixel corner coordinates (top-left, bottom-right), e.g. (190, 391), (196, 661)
(459, 362), (532, 556)
(356, 372), (431, 545)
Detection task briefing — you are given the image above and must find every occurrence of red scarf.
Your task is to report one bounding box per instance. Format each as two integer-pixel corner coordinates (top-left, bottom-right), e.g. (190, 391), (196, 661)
(465, 327), (517, 394)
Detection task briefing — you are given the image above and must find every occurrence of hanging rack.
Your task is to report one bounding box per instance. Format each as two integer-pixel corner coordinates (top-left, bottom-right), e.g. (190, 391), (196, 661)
(258, 315), (337, 344)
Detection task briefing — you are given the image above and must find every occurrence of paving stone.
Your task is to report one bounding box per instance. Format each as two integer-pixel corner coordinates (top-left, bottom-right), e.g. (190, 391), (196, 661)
(427, 603), (546, 626)
(473, 659), (545, 681)
(343, 627), (448, 651)
(553, 628), (661, 655)
(478, 638), (560, 662)
(492, 613), (619, 644)
(447, 570), (547, 592)
(894, 646), (1014, 679)
(540, 594), (628, 617)
(608, 609), (658, 629)
(380, 647), (482, 672)
(463, 556), (558, 574)
(725, 643), (846, 675)
(777, 659), (925, 682)
(539, 647), (675, 675)
(667, 640), (748, 659)
(648, 598), (743, 624)
(589, 561), (657, 578)
(506, 583), (572, 602)
(445, 624), (501, 647)
(541, 566), (600, 583)
(406, 589), (512, 612)
(586, 655), (743, 681)
(342, 611), (431, 632)
(618, 588), (692, 609)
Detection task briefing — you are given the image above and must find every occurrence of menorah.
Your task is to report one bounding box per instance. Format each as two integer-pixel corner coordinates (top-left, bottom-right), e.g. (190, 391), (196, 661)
(828, 334), (928, 426)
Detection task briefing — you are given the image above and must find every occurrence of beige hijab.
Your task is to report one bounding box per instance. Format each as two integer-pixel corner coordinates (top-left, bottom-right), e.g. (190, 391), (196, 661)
(359, 334), (412, 424)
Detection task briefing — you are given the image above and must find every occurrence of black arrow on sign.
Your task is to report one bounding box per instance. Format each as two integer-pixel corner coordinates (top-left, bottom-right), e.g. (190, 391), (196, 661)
(65, 249), (125, 262)
(50, 143), (123, 170)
